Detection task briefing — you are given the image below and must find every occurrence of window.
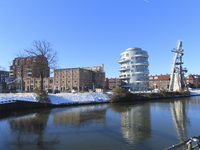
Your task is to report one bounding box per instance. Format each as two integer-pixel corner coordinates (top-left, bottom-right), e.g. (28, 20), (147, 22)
(68, 76), (70, 78)
(131, 61), (134, 64)
(131, 57), (134, 59)
(57, 76), (58, 78)
(131, 70), (134, 72)
(68, 81), (70, 83)
(127, 70), (130, 73)
(62, 81), (64, 83)
(50, 80), (53, 83)
(127, 62), (129, 65)
(56, 81), (58, 83)
(132, 65), (134, 68)
(132, 74), (135, 76)
(63, 76), (64, 78)
(27, 81), (29, 84)
(126, 53), (129, 57)
(127, 66), (130, 69)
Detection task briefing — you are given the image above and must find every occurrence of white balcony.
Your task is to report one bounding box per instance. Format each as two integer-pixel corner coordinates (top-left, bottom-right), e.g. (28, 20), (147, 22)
(118, 59), (130, 64)
(10, 69), (14, 72)
(9, 73), (13, 75)
(119, 68), (130, 71)
(27, 68), (32, 71)
(134, 54), (149, 57)
(27, 72), (32, 74)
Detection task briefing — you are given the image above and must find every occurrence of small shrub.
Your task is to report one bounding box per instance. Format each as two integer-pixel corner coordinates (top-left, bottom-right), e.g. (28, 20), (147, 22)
(110, 87), (130, 102)
(35, 90), (51, 103)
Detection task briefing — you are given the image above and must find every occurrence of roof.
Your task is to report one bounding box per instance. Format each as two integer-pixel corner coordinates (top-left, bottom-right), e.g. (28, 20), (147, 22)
(149, 74), (170, 80)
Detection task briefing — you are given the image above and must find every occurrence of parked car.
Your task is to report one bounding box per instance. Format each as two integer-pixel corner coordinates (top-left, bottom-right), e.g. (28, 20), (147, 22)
(71, 89), (78, 94)
(46, 89), (52, 93)
(54, 90), (60, 94)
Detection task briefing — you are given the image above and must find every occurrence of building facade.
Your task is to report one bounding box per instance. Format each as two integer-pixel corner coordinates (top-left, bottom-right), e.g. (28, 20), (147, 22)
(107, 78), (121, 89)
(119, 47), (149, 91)
(9, 56), (50, 79)
(0, 71), (9, 91)
(149, 74), (170, 90)
(54, 64), (105, 91)
(185, 74), (200, 88)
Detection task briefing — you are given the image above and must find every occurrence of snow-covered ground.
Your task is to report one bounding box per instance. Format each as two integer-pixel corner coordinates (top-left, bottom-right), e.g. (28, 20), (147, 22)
(0, 89), (200, 105)
(0, 92), (110, 105)
(189, 89), (200, 95)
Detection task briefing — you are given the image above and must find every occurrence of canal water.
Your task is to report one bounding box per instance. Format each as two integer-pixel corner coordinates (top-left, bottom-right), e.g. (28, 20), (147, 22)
(0, 96), (200, 150)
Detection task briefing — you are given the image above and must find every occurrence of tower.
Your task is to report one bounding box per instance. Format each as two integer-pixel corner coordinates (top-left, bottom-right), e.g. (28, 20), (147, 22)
(169, 41), (187, 91)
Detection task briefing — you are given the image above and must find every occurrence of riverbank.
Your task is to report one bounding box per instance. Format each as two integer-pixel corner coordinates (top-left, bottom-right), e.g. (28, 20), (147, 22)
(0, 92), (111, 105)
(0, 89), (200, 106)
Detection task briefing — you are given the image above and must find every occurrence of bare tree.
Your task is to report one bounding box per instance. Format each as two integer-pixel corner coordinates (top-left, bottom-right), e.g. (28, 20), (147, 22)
(15, 51), (28, 93)
(0, 65), (6, 71)
(25, 40), (58, 92)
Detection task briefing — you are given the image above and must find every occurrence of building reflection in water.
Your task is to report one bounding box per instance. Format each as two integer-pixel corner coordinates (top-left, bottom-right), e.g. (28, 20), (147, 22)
(171, 100), (190, 143)
(111, 103), (151, 145)
(52, 104), (108, 127)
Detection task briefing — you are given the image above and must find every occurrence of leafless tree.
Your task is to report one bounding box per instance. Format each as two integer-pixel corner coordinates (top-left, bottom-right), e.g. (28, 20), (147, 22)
(25, 40), (58, 92)
(15, 51), (28, 93)
(0, 65), (6, 71)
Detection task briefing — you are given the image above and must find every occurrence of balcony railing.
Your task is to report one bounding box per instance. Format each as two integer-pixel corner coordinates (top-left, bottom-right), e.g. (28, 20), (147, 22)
(27, 72), (32, 74)
(9, 73), (13, 75)
(27, 68), (32, 71)
(10, 69), (14, 72)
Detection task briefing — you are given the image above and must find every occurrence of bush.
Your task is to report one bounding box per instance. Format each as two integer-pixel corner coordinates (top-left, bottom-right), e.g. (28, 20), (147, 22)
(110, 87), (130, 102)
(35, 90), (51, 103)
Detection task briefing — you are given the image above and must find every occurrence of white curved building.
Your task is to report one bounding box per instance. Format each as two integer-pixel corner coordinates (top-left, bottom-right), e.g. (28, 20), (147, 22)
(118, 47), (149, 91)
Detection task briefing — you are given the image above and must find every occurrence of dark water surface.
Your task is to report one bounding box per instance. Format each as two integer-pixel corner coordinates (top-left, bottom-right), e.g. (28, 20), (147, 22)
(1, 96), (200, 150)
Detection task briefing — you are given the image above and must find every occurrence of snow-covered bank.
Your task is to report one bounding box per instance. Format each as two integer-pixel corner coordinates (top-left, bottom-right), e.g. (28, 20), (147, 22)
(189, 90), (200, 96)
(0, 92), (110, 105)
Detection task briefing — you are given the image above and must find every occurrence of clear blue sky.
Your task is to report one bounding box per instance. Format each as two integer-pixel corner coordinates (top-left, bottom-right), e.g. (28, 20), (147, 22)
(0, 0), (200, 78)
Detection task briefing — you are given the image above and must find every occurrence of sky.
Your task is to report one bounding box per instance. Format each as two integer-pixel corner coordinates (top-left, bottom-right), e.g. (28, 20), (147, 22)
(0, 0), (200, 78)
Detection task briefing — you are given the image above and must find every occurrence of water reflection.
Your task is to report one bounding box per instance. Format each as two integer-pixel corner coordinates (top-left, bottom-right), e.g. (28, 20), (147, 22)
(8, 109), (58, 150)
(1, 97), (200, 150)
(171, 100), (190, 142)
(110, 103), (151, 146)
(52, 105), (108, 127)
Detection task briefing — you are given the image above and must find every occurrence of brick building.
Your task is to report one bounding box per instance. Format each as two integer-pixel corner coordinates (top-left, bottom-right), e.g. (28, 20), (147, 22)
(149, 74), (170, 89)
(185, 74), (200, 88)
(9, 56), (50, 79)
(107, 78), (121, 89)
(54, 64), (105, 91)
(23, 77), (54, 91)
(0, 71), (9, 91)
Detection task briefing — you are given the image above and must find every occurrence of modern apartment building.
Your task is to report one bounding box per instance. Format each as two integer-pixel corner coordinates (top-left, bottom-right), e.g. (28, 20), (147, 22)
(9, 56), (50, 79)
(119, 48), (149, 91)
(54, 64), (105, 91)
